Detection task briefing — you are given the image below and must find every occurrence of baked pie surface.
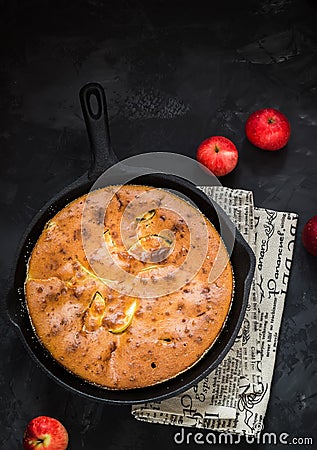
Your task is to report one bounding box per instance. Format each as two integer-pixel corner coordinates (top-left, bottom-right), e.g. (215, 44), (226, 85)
(25, 185), (233, 389)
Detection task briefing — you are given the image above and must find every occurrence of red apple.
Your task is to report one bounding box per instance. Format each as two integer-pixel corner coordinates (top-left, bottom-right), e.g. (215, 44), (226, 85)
(245, 108), (291, 151)
(23, 416), (69, 450)
(196, 136), (238, 177)
(302, 215), (317, 257)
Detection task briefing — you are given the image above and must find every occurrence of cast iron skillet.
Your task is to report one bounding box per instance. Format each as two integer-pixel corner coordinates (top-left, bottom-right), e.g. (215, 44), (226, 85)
(7, 83), (255, 404)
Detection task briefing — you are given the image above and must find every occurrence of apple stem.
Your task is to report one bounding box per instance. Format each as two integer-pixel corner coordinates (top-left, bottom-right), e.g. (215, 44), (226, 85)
(268, 117), (275, 124)
(28, 438), (44, 447)
(214, 145), (220, 153)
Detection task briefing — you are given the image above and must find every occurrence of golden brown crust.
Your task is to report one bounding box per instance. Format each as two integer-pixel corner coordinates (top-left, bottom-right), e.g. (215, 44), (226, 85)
(25, 185), (233, 389)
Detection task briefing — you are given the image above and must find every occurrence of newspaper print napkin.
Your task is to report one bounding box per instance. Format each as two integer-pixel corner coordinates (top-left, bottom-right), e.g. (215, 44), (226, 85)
(203, 187), (260, 396)
(132, 187), (298, 436)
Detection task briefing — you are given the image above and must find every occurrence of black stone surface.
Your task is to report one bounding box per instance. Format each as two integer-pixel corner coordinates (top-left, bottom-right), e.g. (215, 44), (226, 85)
(1, 1), (317, 448)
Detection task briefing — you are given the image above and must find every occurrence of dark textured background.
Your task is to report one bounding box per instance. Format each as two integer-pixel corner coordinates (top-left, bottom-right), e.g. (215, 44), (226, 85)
(1, 0), (317, 448)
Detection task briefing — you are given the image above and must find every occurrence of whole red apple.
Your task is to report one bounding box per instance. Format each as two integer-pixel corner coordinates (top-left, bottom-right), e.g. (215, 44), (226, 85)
(23, 416), (69, 450)
(302, 215), (317, 257)
(245, 108), (291, 151)
(196, 136), (238, 177)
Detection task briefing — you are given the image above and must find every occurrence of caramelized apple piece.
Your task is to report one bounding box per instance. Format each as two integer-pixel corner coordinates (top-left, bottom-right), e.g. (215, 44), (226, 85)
(136, 209), (156, 223)
(108, 300), (137, 334)
(104, 229), (114, 246)
(83, 291), (106, 332)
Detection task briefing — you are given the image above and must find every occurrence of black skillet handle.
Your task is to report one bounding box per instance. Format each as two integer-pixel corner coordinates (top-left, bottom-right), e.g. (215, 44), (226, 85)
(79, 83), (118, 180)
